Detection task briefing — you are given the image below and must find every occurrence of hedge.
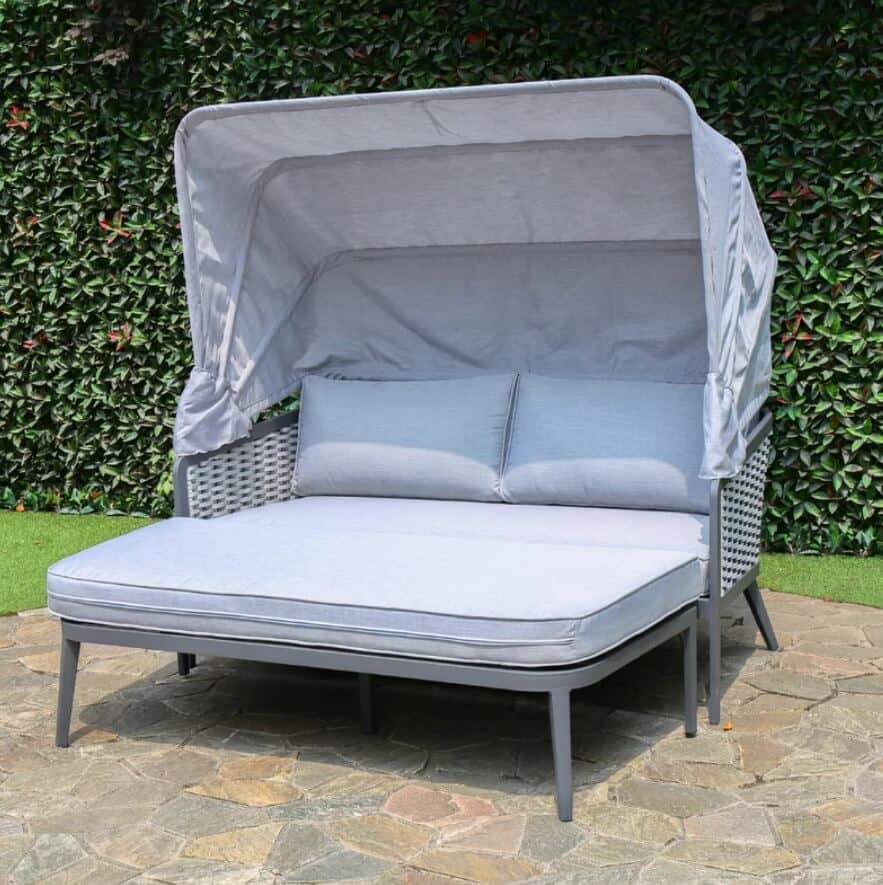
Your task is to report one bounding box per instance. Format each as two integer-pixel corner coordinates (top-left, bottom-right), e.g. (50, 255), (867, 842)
(1, 1), (880, 553)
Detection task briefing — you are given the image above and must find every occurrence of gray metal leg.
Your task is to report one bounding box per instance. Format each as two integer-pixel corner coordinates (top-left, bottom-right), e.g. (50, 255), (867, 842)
(549, 689), (572, 822)
(683, 622), (698, 737)
(359, 674), (375, 734)
(744, 583), (779, 651)
(188, 653), (197, 669)
(56, 637), (81, 748)
(707, 615), (721, 726)
(177, 653), (190, 676)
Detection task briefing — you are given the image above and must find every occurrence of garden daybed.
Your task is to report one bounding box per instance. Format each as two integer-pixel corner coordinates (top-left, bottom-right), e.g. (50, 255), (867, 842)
(49, 76), (778, 821)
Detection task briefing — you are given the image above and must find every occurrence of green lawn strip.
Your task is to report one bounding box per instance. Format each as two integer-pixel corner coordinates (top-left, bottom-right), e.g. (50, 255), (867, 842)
(761, 552), (883, 609)
(0, 512), (156, 615)
(1, 513), (880, 615)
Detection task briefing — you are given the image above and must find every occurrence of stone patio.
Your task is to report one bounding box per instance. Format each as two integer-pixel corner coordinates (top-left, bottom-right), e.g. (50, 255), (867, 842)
(1, 590), (881, 883)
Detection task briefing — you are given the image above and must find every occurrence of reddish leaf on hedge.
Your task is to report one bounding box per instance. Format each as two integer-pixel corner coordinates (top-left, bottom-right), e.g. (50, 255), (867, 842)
(107, 322), (133, 351)
(23, 338), (37, 350)
(466, 30), (488, 45)
(99, 212), (132, 243)
(6, 105), (29, 130)
(768, 190), (789, 199)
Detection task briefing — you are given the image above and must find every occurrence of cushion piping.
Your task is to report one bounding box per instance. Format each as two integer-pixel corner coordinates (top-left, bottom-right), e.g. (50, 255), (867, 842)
(47, 553), (697, 624)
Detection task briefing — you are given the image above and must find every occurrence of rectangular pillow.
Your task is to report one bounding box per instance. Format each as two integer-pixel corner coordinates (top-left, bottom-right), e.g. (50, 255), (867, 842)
(293, 374), (517, 502)
(502, 375), (709, 513)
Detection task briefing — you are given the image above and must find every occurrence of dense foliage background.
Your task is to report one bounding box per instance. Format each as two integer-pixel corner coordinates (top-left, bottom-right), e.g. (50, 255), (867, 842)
(1, 1), (880, 553)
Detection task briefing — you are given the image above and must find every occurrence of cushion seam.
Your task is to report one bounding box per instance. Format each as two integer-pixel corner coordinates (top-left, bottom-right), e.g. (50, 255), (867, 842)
(44, 600), (697, 669)
(47, 593), (578, 645)
(498, 373), (520, 503)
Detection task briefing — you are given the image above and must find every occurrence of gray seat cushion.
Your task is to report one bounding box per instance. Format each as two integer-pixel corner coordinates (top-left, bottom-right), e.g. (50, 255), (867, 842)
(503, 375), (710, 513)
(293, 374), (516, 502)
(48, 498), (704, 668)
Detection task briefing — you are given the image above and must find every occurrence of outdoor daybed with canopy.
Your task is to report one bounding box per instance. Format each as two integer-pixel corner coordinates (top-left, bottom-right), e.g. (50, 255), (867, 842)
(48, 76), (778, 821)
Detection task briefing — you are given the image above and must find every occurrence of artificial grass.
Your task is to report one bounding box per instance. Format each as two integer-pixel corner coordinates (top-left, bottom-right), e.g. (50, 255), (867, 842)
(760, 553), (882, 610)
(0, 511), (155, 615)
(0, 513), (879, 615)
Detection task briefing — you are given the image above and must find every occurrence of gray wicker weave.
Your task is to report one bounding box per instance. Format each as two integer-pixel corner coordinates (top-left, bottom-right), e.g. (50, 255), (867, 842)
(175, 411), (299, 519)
(719, 437), (771, 595)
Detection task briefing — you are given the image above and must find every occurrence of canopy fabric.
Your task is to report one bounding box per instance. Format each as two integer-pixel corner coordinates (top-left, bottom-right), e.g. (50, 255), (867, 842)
(172, 76), (775, 478)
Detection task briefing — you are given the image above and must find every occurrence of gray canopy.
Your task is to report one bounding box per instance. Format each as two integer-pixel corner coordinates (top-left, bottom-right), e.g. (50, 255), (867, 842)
(172, 75), (775, 478)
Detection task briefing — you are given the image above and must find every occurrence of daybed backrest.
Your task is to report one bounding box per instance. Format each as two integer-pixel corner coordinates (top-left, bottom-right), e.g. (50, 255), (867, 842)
(292, 374), (708, 514)
(293, 374), (516, 503)
(502, 375), (708, 514)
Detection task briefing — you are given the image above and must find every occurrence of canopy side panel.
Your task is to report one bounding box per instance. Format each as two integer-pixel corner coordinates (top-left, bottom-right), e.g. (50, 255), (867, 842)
(694, 122), (776, 478)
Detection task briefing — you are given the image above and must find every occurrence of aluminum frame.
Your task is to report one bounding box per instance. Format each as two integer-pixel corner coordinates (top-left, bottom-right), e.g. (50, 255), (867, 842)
(55, 409), (778, 819)
(702, 409), (778, 724)
(56, 607), (698, 822)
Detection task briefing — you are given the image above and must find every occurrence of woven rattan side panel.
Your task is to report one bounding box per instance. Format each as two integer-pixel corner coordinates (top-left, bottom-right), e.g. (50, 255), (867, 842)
(719, 437), (771, 594)
(186, 423), (298, 518)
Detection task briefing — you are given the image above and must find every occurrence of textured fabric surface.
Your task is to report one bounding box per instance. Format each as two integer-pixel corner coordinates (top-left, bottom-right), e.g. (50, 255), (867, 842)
(293, 374), (515, 501)
(48, 497), (703, 667)
(276, 242), (706, 387)
(172, 76), (776, 481)
(503, 375), (709, 513)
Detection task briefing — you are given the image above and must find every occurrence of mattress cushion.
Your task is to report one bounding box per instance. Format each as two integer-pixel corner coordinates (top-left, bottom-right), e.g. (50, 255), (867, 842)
(47, 497), (704, 667)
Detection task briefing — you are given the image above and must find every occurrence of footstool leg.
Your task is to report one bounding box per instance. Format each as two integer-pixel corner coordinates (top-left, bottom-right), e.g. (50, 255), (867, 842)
(549, 688), (573, 821)
(359, 674), (376, 734)
(56, 635), (81, 748)
(683, 620), (698, 737)
(707, 614), (721, 726)
(744, 582), (779, 651)
(177, 653), (191, 676)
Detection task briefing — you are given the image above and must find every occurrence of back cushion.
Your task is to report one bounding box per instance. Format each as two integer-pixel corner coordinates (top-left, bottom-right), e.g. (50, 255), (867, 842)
(502, 375), (709, 513)
(293, 374), (516, 502)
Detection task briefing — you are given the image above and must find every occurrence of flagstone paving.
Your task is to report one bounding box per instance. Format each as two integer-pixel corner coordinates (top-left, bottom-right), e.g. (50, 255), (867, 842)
(0, 590), (881, 883)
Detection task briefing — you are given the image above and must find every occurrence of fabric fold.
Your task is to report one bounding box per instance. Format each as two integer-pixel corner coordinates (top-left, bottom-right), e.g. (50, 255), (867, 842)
(699, 372), (746, 478)
(173, 368), (251, 456)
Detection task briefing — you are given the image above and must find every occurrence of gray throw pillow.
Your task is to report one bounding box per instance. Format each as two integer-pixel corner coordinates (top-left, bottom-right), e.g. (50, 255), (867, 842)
(293, 374), (517, 502)
(502, 374), (709, 513)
